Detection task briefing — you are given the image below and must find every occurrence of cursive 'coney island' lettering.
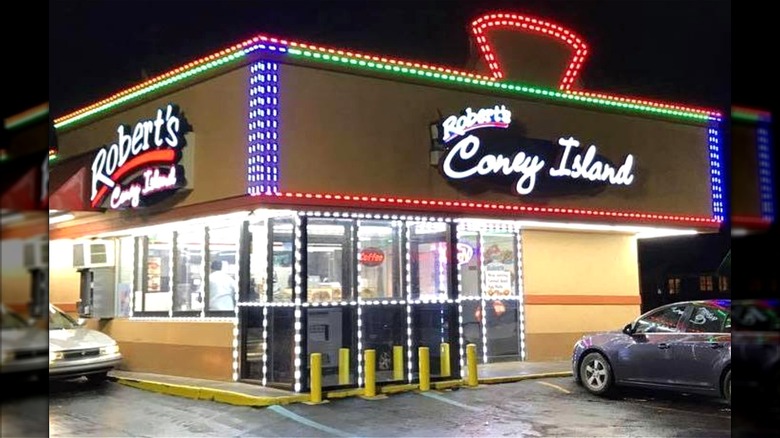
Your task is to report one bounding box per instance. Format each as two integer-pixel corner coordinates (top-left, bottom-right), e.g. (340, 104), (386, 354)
(549, 137), (635, 185)
(442, 135), (546, 195)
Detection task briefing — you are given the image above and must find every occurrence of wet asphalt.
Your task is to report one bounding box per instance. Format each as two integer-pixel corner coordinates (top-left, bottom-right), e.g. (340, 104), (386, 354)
(2, 376), (736, 438)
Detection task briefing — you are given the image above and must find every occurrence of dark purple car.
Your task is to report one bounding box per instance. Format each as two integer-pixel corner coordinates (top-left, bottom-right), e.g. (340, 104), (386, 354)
(572, 299), (731, 404)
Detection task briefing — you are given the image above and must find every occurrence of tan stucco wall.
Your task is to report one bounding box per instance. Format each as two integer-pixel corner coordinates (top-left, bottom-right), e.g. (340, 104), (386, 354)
(56, 67), (249, 209)
(731, 123), (762, 218)
(94, 320), (234, 380)
(521, 230), (641, 359)
(280, 64), (712, 217)
(48, 239), (81, 306)
(1, 238), (32, 307)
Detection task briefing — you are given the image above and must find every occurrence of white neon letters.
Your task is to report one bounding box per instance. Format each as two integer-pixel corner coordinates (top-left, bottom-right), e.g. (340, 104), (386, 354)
(549, 137), (635, 185)
(108, 167), (179, 209)
(91, 104), (182, 202)
(441, 105), (512, 143)
(442, 135), (546, 195)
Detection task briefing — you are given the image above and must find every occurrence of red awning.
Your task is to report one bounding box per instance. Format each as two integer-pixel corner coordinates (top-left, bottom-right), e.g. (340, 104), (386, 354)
(48, 152), (103, 212)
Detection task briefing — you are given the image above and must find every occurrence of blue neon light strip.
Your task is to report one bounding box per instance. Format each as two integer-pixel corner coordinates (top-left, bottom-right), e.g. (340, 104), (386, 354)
(248, 60), (281, 195)
(708, 120), (725, 222)
(757, 124), (775, 221)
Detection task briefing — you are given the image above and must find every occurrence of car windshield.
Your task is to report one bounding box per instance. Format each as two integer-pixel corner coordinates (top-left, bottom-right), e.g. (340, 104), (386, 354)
(49, 306), (79, 330)
(1, 308), (29, 329)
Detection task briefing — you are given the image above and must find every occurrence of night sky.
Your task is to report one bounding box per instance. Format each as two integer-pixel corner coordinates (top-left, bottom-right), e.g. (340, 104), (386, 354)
(41, 0), (740, 119)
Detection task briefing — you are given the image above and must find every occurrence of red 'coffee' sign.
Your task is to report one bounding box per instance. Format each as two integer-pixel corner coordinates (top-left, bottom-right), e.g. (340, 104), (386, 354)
(359, 247), (385, 267)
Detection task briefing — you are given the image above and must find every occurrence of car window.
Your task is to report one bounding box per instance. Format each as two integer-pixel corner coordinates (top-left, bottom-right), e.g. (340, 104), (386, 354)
(49, 307), (79, 330)
(686, 304), (729, 333)
(634, 304), (687, 334)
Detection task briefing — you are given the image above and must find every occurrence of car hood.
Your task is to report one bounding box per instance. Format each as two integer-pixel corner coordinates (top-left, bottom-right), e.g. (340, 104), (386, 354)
(50, 328), (117, 352)
(1, 327), (48, 352)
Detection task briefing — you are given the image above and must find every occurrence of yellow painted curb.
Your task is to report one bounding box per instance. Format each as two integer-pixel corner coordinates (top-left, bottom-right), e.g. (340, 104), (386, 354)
(380, 383), (418, 394)
(433, 379), (464, 390)
(114, 378), (308, 407)
(479, 371), (572, 385)
(325, 388), (364, 399)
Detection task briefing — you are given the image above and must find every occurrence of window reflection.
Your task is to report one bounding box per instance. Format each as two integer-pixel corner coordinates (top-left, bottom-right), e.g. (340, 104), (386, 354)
(270, 218), (294, 302)
(357, 220), (401, 300)
(174, 228), (205, 312)
(634, 305), (686, 334)
(307, 219), (352, 302)
(207, 226), (239, 312)
(144, 232), (172, 312)
(409, 222), (450, 300)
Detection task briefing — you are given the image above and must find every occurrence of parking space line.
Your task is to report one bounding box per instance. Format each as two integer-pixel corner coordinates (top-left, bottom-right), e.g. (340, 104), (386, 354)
(268, 405), (352, 437)
(536, 381), (571, 394)
(626, 403), (730, 420)
(419, 391), (483, 412)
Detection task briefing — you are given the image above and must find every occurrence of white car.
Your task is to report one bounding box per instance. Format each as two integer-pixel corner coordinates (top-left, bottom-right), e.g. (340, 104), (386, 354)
(49, 304), (122, 382)
(1, 304), (48, 380)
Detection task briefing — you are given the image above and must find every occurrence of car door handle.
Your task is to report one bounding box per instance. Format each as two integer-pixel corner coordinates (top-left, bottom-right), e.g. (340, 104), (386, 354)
(708, 342), (724, 349)
(658, 343), (670, 349)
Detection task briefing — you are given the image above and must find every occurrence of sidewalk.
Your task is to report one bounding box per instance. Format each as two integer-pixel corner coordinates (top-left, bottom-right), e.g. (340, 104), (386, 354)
(108, 359), (572, 408)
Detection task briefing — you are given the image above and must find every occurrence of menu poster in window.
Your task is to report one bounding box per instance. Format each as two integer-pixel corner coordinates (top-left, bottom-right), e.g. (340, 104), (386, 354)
(148, 256), (162, 292)
(485, 264), (512, 296)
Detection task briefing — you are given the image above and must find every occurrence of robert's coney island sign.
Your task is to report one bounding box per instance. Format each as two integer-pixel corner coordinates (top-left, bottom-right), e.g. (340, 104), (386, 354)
(435, 104), (637, 198)
(90, 104), (192, 209)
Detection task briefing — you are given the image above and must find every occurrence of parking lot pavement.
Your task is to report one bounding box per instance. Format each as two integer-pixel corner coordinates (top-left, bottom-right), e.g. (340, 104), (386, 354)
(48, 375), (731, 437)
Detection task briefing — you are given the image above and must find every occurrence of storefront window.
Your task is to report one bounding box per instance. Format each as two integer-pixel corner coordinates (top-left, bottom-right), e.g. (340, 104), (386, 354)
(207, 226), (239, 312)
(116, 236), (134, 317)
(174, 227), (205, 313)
(307, 219), (353, 303)
(458, 232), (480, 297)
(357, 220), (402, 300)
(409, 222), (450, 300)
(270, 217), (295, 302)
(247, 218), (269, 303)
(143, 232), (173, 312)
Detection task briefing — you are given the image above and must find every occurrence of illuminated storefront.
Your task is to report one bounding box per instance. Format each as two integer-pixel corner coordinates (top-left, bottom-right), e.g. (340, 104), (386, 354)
(49, 13), (728, 391)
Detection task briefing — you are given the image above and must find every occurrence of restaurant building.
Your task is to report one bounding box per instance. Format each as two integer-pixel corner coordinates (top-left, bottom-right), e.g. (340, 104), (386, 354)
(48, 13), (726, 392)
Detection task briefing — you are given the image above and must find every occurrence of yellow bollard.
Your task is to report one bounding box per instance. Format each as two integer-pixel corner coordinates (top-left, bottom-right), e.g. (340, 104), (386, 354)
(393, 345), (404, 381)
(466, 343), (478, 387)
(310, 353), (322, 403)
(364, 349), (376, 397)
(440, 343), (451, 377)
(339, 348), (350, 385)
(419, 347), (430, 392)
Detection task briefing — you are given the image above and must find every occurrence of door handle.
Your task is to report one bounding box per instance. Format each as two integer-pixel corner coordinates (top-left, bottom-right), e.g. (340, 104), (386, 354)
(708, 342), (724, 349)
(658, 343), (670, 349)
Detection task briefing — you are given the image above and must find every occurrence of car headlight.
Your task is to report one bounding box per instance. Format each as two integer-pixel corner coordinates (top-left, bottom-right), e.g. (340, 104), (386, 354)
(100, 343), (120, 355)
(49, 351), (64, 363)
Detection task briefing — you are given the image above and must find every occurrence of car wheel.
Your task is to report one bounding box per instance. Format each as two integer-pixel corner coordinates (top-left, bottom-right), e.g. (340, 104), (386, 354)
(579, 352), (613, 396)
(722, 369), (731, 406)
(86, 371), (109, 384)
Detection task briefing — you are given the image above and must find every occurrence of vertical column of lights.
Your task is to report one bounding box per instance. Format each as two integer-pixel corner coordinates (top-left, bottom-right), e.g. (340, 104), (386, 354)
(200, 228), (207, 318)
(247, 61), (280, 196)
(478, 232), (488, 364)
(516, 229), (527, 361)
(437, 240), (446, 344)
(455, 223), (466, 378)
(405, 222), (413, 382)
(232, 226), (242, 381)
(262, 305), (269, 386)
(757, 125), (775, 221)
(293, 215), (303, 392)
(356, 220), (364, 387)
(708, 120), (725, 222)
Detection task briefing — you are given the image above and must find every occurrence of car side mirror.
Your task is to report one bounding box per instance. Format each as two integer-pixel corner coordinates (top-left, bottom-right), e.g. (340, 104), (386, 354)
(623, 323), (635, 335)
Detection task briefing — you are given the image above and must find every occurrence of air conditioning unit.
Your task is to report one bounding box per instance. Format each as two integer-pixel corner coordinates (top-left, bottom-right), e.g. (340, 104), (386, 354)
(23, 237), (48, 269)
(73, 239), (116, 269)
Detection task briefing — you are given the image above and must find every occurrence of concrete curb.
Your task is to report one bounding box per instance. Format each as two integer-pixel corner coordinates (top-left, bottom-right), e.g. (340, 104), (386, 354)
(111, 371), (572, 407)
